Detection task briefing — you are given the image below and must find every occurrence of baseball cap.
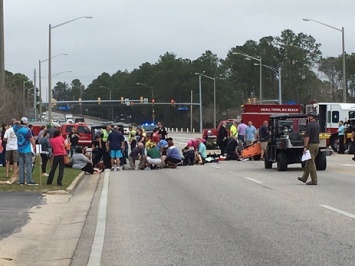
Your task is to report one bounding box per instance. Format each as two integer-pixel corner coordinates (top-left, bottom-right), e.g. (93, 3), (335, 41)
(21, 117), (29, 124)
(307, 111), (318, 117)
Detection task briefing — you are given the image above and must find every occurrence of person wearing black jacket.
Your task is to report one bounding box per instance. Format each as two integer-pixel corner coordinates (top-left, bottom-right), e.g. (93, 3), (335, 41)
(218, 121), (228, 156)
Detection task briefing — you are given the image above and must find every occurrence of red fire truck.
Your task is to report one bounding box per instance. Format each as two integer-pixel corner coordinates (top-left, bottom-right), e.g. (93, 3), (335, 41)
(241, 104), (302, 128)
(306, 102), (355, 151)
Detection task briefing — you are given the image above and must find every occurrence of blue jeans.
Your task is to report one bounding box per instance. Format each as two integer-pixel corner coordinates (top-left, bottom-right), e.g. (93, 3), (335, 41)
(19, 152), (34, 184)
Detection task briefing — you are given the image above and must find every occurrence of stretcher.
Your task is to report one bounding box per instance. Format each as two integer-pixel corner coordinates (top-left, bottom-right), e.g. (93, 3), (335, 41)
(241, 142), (261, 158)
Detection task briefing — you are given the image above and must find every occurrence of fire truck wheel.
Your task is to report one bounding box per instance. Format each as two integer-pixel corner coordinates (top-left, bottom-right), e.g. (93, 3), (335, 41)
(315, 151), (327, 171)
(277, 152), (288, 171)
(264, 153), (272, 169)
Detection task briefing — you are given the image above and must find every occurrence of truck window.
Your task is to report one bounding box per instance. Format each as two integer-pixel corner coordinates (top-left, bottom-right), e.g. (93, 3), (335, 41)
(332, 111), (339, 123)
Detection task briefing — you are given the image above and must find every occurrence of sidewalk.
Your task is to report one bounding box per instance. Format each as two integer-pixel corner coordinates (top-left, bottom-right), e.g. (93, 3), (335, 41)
(0, 172), (101, 266)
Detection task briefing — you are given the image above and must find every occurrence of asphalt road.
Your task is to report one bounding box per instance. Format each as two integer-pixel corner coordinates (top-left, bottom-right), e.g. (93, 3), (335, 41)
(0, 192), (43, 240)
(71, 136), (355, 266)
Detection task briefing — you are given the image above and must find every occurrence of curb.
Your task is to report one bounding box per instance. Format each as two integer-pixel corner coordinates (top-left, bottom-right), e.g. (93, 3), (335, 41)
(66, 171), (86, 193)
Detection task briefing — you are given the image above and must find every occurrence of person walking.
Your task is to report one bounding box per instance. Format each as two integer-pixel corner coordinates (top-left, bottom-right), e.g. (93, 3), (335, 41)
(13, 117), (38, 186)
(47, 130), (67, 186)
(298, 112), (320, 185)
(337, 120), (345, 154)
(3, 122), (18, 178)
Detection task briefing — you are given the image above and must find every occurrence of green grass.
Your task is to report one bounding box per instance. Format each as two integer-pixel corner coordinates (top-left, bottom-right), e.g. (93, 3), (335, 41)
(0, 156), (82, 192)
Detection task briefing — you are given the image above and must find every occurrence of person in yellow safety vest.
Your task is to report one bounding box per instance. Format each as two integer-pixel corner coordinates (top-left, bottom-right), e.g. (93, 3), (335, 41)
(229, 120), (238, 138)
(128, 125), (137, 151)
(101, 125), (112, 168)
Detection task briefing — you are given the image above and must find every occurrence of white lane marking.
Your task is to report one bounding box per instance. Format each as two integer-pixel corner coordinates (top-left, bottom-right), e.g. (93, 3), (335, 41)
(319, 205), (355, 220)
(243, 177), (263, 184)
(88, 170), (110, 265)
(340, 164), (355, 167)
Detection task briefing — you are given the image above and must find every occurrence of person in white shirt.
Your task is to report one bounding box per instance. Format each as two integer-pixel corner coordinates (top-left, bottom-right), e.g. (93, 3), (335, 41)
(3, 123), (18, 178)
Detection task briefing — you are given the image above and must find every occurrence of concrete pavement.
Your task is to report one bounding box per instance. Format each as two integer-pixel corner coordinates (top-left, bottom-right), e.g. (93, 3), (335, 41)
(0, 172), (100, 266)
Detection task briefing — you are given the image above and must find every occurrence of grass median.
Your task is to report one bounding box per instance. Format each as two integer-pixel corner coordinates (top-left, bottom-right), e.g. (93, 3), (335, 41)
(0, 156), (82, 192)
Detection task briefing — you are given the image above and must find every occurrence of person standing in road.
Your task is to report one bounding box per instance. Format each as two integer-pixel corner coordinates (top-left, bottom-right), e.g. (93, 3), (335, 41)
(218, 121), (228, 156)
(157, 121), (168, 140)
(259, 120), (269, 160)
(68, 127), (80, 157)
(245, 121), (257, 146)
(298, 112), (320, 185)
(337, 120), (345, 154)
(106, 125), (125, 171)
(13, 117), (38, 186)
(237, 120), (247, 145)
(101, 125), (112, 169)
(229, 120), (238, 138)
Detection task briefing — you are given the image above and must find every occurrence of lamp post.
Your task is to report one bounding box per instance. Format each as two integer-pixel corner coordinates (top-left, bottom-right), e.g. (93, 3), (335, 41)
(233, 52), (262, 103)
(195, 72), (217, 128)
(23, 80), (32, 115)
(99, 86), (113, 121)
(39, 53), (68, 121)
(194, 73), (203, 133)
(303, 18), (346, 102)
(136, 83), (155, 124)
(255, 63), (282, 104)
(48, 16), (92, 123)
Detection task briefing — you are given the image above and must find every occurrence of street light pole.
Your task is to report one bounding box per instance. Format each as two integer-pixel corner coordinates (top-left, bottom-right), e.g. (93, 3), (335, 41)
(99, 86), (113, 121)
(255, 63), (282, 104)
(39, 54), (68, 121)
(233, 52), (262, 103)
(136, 83), (155, 124)
(195, 72), (216, 128)
(48, 16), (92, 123)
(303, 18), (346, 102)
(198, 74), (202, 133)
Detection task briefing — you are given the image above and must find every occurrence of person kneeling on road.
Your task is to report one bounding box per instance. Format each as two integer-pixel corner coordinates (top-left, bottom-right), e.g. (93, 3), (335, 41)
(128, 142), (145, 170)
(165, 138), (182, 168)
(146, 143), (162, 169)
(72, 146), (102, 174)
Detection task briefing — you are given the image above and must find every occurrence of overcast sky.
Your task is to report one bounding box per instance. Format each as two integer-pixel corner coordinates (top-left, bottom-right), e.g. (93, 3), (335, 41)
(4, 0), (355, 101)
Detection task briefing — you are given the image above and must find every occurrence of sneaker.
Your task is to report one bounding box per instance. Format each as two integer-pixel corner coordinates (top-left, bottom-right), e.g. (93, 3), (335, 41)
(42, 173), (49, 177)
(27, 182), (39, 186)
(116, 167), (120, 171)
(111, 167), (115, 171)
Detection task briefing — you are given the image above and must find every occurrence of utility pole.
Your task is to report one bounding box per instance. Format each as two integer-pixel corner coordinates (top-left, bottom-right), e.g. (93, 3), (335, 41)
(0, 0), (5, 93)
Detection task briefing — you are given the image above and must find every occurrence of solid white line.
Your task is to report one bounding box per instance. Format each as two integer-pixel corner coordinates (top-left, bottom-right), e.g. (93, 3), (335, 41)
(340, 164), (355, 167)
(88, 170), (110, 265)
(244, 177), (263, 184)
(319, 205), (355, 220)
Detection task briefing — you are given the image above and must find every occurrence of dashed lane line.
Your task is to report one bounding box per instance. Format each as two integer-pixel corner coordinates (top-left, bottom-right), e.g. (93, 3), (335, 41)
(243, 177), (263, 184)
(319, 205), (355, 220)
(88, 169), (110, 265)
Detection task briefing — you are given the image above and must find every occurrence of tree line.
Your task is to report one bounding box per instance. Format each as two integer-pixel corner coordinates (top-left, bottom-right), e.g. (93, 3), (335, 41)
(2, 29), (355, 128)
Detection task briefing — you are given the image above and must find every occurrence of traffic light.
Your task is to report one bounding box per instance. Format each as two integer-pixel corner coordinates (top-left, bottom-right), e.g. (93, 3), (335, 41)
(252, 97), (256, 104)
(98, 97), (101, 105)
(140, 96), (143, 103)
(130, 101), (134, 106)
(78, 97), (82, 105)
(171, 99), (175, 107)
(121, 96), (124, 104)
(152, 98), (155, 104)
